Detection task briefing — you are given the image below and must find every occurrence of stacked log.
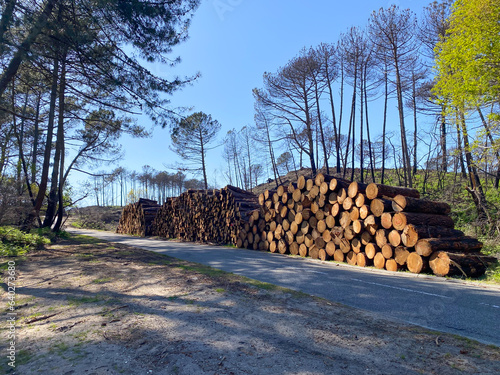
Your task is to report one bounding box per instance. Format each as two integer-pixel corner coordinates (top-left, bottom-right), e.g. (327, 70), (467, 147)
(235, 174), (496, 278)
(117, 175), (496, 278)
(116, 198), (161, 237)
(149, 185), (260, 246)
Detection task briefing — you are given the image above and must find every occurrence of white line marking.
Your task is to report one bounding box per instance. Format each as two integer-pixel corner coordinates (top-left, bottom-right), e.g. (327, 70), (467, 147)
(479, 302), (500, 309)
(351, 278), (453, 299)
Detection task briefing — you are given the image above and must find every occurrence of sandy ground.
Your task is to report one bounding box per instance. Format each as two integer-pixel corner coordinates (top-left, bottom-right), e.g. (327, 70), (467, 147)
(1, 235), (499, 375)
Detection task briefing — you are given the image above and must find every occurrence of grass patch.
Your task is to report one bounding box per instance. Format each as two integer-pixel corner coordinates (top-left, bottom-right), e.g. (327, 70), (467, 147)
(50, 342), (70, 355)
(68, 233), (107, 245)
(480, 262), (500, 283)
(177, 263), (231, 278)
(0, 226), (52, 257)
(92, 277), (112, 284)
(67, 295), (105, 306)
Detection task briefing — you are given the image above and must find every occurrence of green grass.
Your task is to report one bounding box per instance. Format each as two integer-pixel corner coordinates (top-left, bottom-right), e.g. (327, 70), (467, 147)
(68, 233), (107, 245)
(67, 295), (105, 306)
(177, 263), (230, 278)
(0, 226), (52, 257)
(92, 277), (112, 284)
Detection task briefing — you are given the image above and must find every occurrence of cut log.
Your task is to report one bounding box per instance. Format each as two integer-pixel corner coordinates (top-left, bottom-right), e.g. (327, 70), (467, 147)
(406, 252), (428, 274)
(356, 253), (368, 267)
(392, 212), (455, 231)
(415, 237), (483, 257)
(309, 245), (320, 259)
(322, 229), (332, 243)
(340, 238), (351, 254)
(351, 238), (362, 253)
(394, 246), (410, 266)
(370, 198), (392, 217)
(319, 249), (330, 261)
(385, 259), (399, 272)
(349, 207), (360, 221)
(365, 183), (420, 200)
(333, 249), (345, 262)
(388, 230), (401, 247)
(299, 243), (308, 257)
(375, 229), (388, 248)
(374, 252), (386, 269)
(354, 193), (366, 208)
(392, 195), (451, 215)
(429, 252), (495, 278)
(289, 242), (300, 256)
(346, 251), (357, 265)
(365, 243), (379, 259)
(381, 212), (393, 230)
(325, 215), (336, 229)
(401, 225), (466, 247)
(339, 211), (351, 228)
(348, 181), (368, 198)
(359, 205), (370, 220)
(326, 241), (336, 257)
(381, 244), (393, 259)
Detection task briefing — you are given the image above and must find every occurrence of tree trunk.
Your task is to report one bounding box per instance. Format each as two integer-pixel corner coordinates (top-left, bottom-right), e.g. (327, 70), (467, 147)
(0, 0), (56, 98)
(29, 52), (59, 228)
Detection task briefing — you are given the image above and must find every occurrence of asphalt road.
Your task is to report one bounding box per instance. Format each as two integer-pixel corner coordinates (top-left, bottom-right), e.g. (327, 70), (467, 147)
(67, 228), (500, 347)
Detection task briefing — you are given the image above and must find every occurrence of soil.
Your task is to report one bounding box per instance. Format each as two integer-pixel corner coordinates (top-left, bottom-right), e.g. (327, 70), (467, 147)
(1, 235), (499, 375)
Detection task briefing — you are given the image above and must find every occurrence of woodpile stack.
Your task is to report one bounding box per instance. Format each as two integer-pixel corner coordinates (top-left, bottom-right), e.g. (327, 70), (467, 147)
(116, 198), (160, 237)
(150, 185), (260, 245)
(116, 174), (496, 278)
(236, 173), (496, 278)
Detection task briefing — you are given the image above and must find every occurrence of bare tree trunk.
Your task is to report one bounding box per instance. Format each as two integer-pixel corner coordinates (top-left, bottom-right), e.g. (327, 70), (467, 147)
(459, 112), (491, 228)
(29, 53), (59, 228)
(381, 65), (388, 185)
(364, 66), (375, 183)
(412, 72), (418, 177)
(45, 47), (68, 228)
(313, 77), (329, 175)
(395, 59), (412, 187)
(477, 106), (500, 189)
(359, 69), (364, 183)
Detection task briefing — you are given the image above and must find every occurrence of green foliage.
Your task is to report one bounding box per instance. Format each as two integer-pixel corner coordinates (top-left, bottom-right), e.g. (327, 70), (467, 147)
(433, 0), (500, 110)
(0, 226), (51, 256)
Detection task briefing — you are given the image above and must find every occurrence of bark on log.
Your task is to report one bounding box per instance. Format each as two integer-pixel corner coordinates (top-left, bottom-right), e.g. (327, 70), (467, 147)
(415, 237), (483, 257)
(407, 252), (428, 274)
(392, 212), (455, 231)
(365, 183), (420, 200)
(401, 225), (465, 247)
(392, 195), (451, 215)
(429, 252), (495, 278)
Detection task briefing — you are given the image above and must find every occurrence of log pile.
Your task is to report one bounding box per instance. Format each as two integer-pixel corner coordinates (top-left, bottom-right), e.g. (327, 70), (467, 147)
(235, 173), (496, 278)
(116, 175), (497, 278)
(150, 185), (260, 245)
(116, 198), (161, 237)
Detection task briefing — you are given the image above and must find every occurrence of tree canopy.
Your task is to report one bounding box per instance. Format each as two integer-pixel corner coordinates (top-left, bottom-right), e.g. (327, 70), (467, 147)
(433, 0), (500, 111)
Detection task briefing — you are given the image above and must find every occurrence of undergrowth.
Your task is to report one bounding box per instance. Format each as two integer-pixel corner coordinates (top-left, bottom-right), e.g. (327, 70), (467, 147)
(0, 226), (55, 257)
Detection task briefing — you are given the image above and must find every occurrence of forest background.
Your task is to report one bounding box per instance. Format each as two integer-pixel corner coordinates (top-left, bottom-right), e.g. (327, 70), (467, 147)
(0, 0), (499, 244)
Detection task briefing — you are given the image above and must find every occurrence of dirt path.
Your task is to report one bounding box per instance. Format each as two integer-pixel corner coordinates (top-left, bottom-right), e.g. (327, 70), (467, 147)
(1, 235), (499, 374)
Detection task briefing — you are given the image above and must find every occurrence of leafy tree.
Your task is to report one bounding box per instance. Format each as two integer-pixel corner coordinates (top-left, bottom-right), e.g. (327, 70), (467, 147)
(170, 112), (221, 189)
(433, 0), (500, 111)
(433, 0), (499, 229)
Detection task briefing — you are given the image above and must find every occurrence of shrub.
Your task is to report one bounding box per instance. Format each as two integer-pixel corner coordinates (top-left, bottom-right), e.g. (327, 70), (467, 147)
(0, 226), (51, 257)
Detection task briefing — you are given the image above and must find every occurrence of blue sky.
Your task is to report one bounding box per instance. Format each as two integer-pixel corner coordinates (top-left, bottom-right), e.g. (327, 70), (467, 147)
(72, 0), (435, 195)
